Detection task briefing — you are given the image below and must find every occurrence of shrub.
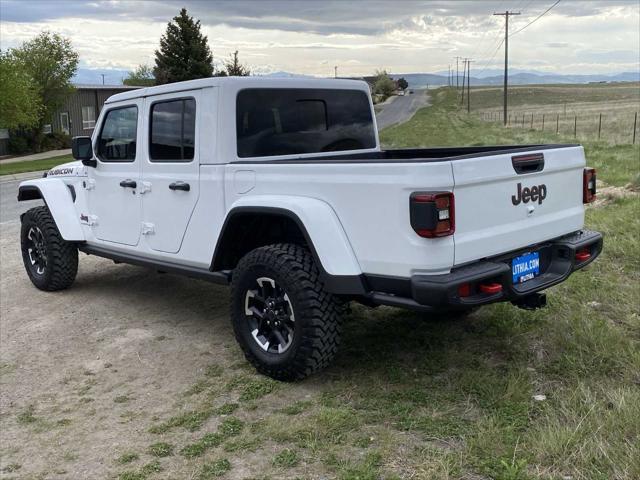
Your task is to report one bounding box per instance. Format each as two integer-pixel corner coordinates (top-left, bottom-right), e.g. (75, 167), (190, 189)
(7, 134), (30, 154)
(41, 132), (71, 150)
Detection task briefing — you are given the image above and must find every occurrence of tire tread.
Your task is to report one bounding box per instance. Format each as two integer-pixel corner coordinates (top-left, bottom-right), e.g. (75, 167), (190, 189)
(21, 206), (78, 291)
(231, 243), (343, 381)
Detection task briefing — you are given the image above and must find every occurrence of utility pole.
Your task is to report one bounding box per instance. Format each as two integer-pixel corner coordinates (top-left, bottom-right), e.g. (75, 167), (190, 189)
(460, 59), (467, 105)
(334, 66), (338, 78)
(455, 56), (461, 90)
(494, 10), (520, 125)
(448, 65), (451, 87)
(100, 74), (105, 85)
(467, 59), (472, 113)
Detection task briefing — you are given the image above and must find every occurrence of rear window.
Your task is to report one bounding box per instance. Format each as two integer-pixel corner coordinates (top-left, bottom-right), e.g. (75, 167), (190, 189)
(236, 88), (376, 158)
(150, 98), (196, 162)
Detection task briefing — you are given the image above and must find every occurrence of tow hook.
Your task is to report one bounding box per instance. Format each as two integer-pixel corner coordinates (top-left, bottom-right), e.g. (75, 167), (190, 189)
(512, 292), (547, 310)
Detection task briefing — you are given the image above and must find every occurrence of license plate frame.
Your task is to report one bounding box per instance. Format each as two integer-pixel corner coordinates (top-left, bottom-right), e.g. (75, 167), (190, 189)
(512, 251), (540, 284)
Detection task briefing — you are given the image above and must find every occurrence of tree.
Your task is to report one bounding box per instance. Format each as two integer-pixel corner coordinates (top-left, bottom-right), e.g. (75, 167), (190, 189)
(154, 8), (213, 84)
(0, 51), (41, 130)
(11, 31), (78, 150)
(373, 70), (395, 98)
(397, 77), (408, 90)
(124, 64), (155, 86)
(224, 50), (250, 76)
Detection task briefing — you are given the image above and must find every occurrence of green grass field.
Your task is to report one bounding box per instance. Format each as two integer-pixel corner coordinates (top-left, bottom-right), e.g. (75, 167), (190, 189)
(465, 83), (640, 145)
(0, 154), (74, 176)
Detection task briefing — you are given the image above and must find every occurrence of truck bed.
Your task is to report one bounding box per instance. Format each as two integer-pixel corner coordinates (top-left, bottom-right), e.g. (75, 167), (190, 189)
(225, 143), (586, 276)
(233, 144), (579, 164)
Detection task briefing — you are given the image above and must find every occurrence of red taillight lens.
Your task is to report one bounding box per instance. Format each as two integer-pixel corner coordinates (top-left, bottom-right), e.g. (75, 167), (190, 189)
(583, 168), (596, 203)
(410, 192), (455, 238)
(575, 249), (591, 262)
(458, 283), (471, 297)
(479, 283), (503, 294)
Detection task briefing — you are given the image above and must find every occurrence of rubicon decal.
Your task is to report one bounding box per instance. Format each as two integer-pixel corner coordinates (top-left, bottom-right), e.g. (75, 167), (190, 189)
(48, 167), (75, 176)
(512, 182), (547, 206)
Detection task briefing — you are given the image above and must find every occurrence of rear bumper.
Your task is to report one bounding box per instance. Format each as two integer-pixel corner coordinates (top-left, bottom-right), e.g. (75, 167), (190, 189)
(365, 229), (603, 312)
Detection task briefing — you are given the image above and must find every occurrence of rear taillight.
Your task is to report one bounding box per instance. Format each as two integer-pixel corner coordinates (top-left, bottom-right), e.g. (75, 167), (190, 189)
(410, 192), (455, 238)
(583, 168), (596, 203)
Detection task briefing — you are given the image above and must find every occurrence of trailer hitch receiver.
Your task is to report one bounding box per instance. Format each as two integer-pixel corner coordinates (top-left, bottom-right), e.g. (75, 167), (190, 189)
(512, 292), (547, 310)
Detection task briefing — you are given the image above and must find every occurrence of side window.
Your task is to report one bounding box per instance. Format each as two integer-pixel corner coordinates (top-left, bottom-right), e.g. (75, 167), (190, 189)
(97, 106), (138, 162)
(149, 98), (196, 162)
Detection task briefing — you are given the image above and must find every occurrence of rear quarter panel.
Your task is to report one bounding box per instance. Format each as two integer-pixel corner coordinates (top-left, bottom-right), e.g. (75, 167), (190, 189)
(224, 161), (455, 277)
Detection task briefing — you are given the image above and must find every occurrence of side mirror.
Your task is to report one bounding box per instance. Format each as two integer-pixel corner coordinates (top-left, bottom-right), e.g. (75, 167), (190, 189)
(72, 136), (97, 167)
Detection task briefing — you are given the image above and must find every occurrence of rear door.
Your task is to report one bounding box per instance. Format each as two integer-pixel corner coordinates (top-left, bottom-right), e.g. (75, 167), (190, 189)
(452, 146), (585, 265)
(140, 90), (201, 254)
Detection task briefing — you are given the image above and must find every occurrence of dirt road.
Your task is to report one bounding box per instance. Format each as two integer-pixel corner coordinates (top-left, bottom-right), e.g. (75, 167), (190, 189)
(0, 180), (323, 478)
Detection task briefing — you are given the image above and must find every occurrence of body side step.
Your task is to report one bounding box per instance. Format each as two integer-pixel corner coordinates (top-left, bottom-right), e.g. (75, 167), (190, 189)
(78, 244), (230, 285)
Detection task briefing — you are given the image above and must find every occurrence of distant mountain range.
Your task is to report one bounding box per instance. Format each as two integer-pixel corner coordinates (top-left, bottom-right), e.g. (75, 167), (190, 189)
(73, 67), (639, 87)
(73, 68), (131, 85)
(392, 70), (640, 87)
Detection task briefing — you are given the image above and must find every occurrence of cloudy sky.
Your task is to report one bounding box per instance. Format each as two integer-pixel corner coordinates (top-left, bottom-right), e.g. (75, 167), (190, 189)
(1, 0), (638, 78)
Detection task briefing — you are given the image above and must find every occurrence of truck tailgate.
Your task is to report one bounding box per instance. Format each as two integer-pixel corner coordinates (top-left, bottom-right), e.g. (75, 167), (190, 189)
(452, 146), (585, 266)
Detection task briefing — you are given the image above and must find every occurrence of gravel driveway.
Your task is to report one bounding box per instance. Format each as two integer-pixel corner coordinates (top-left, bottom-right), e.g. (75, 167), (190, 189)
(0, 179), (319, 479)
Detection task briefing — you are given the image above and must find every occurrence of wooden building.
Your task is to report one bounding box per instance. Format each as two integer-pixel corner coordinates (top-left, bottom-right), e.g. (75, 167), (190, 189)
(0, 84), (141, 156)
(48, 84), (141, 137)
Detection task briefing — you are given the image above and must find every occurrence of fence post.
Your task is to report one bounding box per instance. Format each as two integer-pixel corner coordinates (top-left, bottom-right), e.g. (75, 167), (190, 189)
(556, 114), (559, 134)
(542, 114), (545, 132)
(530, 114), (534, 129)
(508, 114), (511, 126)
(598, 113), (602, 140)
(634, 112), (638, 144)
(574, 115), (577, 138)
(522, 114), (525, 127)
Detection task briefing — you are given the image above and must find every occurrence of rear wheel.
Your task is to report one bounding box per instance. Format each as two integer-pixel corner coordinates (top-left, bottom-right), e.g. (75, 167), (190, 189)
(230, 244), (343, 381)
(20, 206), (78, 291)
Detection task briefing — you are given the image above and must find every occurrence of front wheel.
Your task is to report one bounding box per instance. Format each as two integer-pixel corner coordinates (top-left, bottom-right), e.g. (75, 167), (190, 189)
(20, 206), (78, 291)
(230, 244), (344, 381)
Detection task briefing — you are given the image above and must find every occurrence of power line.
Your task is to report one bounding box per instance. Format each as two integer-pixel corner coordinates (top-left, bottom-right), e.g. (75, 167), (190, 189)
(510, 0), (561, 37)
(475, 0), (561, 77)
(475, 37), (505, 77)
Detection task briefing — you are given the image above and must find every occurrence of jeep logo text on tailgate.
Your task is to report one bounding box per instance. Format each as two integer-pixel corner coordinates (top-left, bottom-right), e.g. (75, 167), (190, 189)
(511, 182), (547, 206)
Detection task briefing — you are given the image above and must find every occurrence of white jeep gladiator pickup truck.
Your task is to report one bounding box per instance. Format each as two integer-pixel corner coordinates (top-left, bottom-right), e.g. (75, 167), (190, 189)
(18, 77), (602, 380)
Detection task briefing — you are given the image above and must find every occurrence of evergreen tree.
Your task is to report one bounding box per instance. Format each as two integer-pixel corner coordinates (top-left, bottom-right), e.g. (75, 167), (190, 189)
(224, 50), (250, 76)
(154, 8), (213, 84)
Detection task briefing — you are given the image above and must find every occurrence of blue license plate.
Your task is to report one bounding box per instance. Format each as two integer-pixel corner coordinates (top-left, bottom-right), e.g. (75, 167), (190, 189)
(512, 252), (540, 284)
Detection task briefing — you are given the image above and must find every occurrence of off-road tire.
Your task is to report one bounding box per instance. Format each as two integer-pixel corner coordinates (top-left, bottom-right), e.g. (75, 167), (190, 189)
(230, 243), (344, 381)
(20, 206), (78, 291)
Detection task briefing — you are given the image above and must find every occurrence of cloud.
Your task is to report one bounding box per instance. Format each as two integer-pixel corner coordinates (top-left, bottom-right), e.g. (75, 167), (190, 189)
(0, 0), (637, 76)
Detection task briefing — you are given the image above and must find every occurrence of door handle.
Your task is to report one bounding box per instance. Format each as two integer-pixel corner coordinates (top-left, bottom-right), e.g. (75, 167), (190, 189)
(119, 179), (137, 188)
(169, 181), (190, 192)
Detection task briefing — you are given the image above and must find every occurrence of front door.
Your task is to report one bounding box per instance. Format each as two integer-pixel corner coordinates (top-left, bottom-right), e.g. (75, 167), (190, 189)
(87, 101), (142, 246)
(140, 91), (201, 253)
(60, 112), (70, 135)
